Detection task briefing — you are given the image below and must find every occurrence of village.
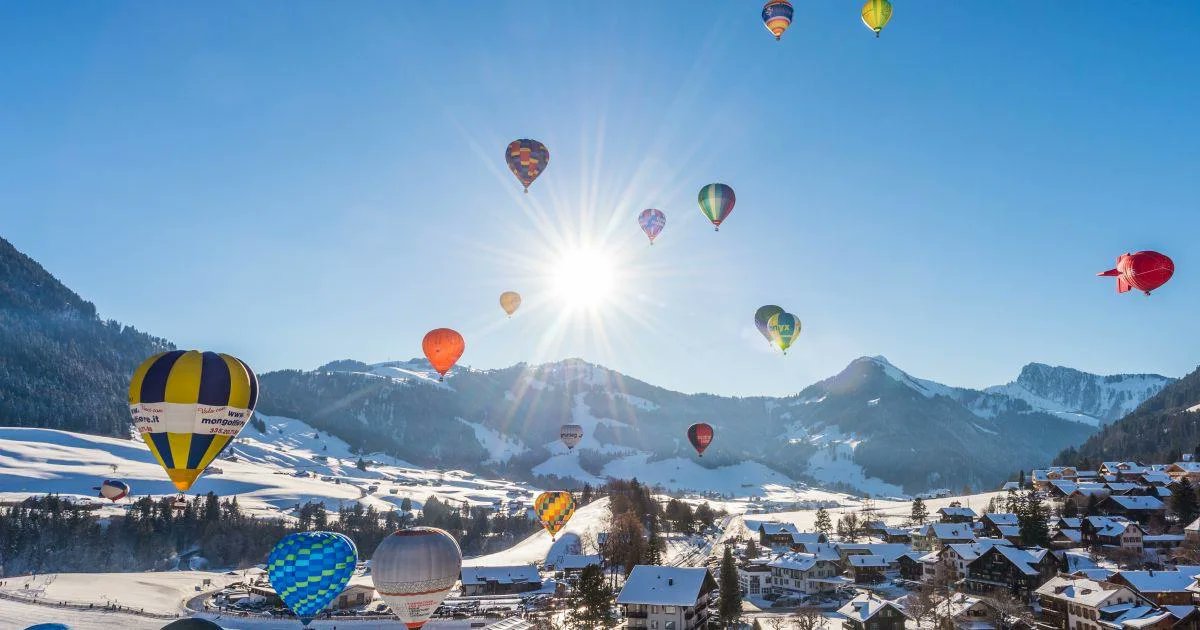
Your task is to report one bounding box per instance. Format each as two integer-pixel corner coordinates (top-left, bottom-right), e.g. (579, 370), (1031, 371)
(128, 458), (1200, 630)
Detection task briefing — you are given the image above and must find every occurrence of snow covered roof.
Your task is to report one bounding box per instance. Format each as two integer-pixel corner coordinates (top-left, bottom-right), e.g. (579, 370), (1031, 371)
(461, 565), (541, 586)
(990, 545), (1049, 576)
(556, 554), (601, 570)
(1058, 517), (1083, 529)
(1186, 517), (1200, 533)
(848, 555), (890, 568)
(1001, 481), (1021, 491)
(1085, 516), (1140, 537)
(1035, 576), (1134, 607)
(1055, 529), (1083, 543)
(837, 543), (912, 562)
(996, 525), (1022, 538)
(486, 618), (537, 630)
(838, 594), (909, 622)
(1107, 495), (1165, 511)
(1142, 534), (1184, 543)
(938, 506), (978, 518)
(769, 552), (822, 571)
(946, 540), (1012, 563)
(925, 523), (976, 541)
(756, 521), (801, 536)
(799, 542), (843, 562)
(1141, 472), (1173, 485)
(1168, 462), (1200, 473)
(788, 532), (826, 544)
(1115, 570), (1196, 594)
(616, 566), (715, 606)
(1102, 462), (1148, 474)
(983, 513), (1020, 526)
(1105, 483), (1141, 493)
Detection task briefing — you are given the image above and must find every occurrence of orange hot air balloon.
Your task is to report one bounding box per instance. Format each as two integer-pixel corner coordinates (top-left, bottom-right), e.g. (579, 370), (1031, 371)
(422, 328), (465, 381)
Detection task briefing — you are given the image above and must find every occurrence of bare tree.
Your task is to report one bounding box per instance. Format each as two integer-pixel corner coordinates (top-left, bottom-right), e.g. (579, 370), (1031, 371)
(980, 589), (1035, 630)
(793, 606), (827, 630)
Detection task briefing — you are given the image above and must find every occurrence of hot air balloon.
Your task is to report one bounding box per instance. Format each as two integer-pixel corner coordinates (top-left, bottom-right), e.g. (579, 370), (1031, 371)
(560, 424), (584, 450)
(754, 305), (785, 344)
(698, 183), (735, 231)
(372, 527), (462, 629)
(500, 291), (522, 317)
(533, 491), (576, 540)
(268, 532), (358, 627)
(95, 479), (130, 502)
(767, 312), (802, 354)
(25, 625), (72, 630)
(762, 0), (794, 41)
(506, 139), (550, 193)
(1098, 251), (1175, 295)
(128, 351), (258, 493)
(422, 328), (465, 381)
(638, 209), (667, 244)
(161, 621), (224, 630)
(861, 0), (893, 37)
(687, 422), (714, 457)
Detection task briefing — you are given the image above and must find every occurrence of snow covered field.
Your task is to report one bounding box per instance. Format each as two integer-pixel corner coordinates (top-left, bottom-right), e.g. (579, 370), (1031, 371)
(0, 416), (537, 520)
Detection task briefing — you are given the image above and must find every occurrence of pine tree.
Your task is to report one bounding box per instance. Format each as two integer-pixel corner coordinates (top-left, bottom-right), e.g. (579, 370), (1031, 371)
(1018, 469), (1026, 489)
(1172, 477), (1199, 525)
(718, 546), (742, 627)
(1084, 493), (1100, 517)
(1018, 490), (1051, 547)
(745, 538), (759, 559)
(910, 498), (928, 525)
(815, 507), (833, 536)
(1061, 498), (1079, 519)
(400, 497), (412, 513)
(569, 564), (617, 628)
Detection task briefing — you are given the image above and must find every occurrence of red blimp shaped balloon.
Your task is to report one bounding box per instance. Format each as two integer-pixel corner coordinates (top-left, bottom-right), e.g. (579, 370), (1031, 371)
(1097, 251), (1174, 296)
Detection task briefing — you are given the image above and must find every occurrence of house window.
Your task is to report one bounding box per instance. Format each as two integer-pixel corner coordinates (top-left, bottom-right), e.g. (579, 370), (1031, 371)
(664, 606), (676, 613)
(665, 624), (675, 630)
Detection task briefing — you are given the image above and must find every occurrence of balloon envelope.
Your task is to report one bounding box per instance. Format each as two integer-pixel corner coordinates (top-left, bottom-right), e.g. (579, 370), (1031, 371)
(128, 350), (258, 492)
(687, 423), (714, 456)
(698, 184), (735, 230)
(861, 0), (893, 36)
(762, 0), (794, 40)
(506, 139), (550, 192)
(767, 312), (802, 353)
(754, 305), (785, 343)
(499, 291), (522, 317)
(1098, 251), (1174, 295)
(638, 209), (667, 244)
(533, 491), (576, 539)
(160, 621), (224, 630)
(372, 527), (462, 629)
(25, 625), (72, 630)
(422, 329), (465, 380)
(96, 479), (130, 501)
(268, 531), (358, 626)
(560, 424), (584, 450)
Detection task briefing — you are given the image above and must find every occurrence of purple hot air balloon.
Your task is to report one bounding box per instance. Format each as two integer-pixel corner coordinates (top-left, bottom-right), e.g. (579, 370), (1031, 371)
(638, 209), (667, 244)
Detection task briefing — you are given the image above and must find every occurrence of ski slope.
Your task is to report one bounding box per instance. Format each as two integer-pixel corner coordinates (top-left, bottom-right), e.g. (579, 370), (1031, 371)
(463, 498), (610, 567)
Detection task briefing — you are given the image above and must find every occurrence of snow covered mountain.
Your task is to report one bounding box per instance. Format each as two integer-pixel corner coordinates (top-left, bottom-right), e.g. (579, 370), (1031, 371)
(982, 363), (1173, 426)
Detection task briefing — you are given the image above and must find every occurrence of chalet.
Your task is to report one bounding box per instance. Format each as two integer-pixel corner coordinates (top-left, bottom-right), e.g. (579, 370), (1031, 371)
(1101, 462), (1150, 479)
(1100, 496), (1167, 524)
(1033, 467), (1080, 492)
(617, 565), (717, 630)
(1109, 570), (1196, 606)
(1165, 463), (1200, 485)
(879, 527), (913, 544)
(937, 593), (1001, 630)
(1055, 517), (1084, 531)
(795, 542), (843, 563)
(981, 513), (1021, 538)
(847, 555), (889, 584)
(1081, 516), (1145, 552)
(897, 551), (925, 582)
(1140, 471), (1174, 487)
(767, 552), (846, 597)
(1051, 528), (1083, 550)
(786, 531), (829, 547)
(836, 543), (912, 567)
(555, 554), (601, 585)
(1066, 484), (1112, 509)
(963, 545), (1057, 597)
(460, 565), (542, 596)
(914, 522), (977, 551)
(1048, 481), (1080, 499)
(939, 506), (979, 524)
(1186, 518), (1200, 545)
(756, 521), (803, 547)
(1106, 482), (1144, 496)
(1142, 534), (1185, 552)
(939, 540), (1015, 582)
(838, 594), (910, 630)
(1034, 575), (1147, 630)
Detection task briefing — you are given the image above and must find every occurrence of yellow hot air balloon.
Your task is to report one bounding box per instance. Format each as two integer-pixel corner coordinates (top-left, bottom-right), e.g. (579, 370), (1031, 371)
(533, 491), (576, 540)
(128, 350), (258, 492)
(499, 291), (521, 317)
(861, 0), (893, 37)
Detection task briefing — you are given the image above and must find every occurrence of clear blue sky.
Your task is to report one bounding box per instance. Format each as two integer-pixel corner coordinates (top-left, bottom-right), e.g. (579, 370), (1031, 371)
(2, 2), (1197, 396)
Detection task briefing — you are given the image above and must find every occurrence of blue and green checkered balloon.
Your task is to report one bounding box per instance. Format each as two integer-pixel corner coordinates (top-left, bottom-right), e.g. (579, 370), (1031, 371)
(267, 531), (358, 626)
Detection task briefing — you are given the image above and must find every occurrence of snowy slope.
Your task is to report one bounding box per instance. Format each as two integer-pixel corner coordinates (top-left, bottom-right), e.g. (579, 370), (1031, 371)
(0, 415), (536, 519)
(984, 364), (1173, 426)
(463, 498), (611, 567)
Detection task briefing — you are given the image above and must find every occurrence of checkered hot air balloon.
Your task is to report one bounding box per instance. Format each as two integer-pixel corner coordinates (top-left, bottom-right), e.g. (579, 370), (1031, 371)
(267, 532), (358, 627)
(534, 491), (576, 540)
(506, 139), (550, 192)
(128, 350), (258, 492)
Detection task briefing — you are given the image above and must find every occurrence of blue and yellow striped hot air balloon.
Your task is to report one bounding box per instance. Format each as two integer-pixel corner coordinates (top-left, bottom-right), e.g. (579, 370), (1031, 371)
(128, 350), (258, 492)
(762, 0), (794, 41)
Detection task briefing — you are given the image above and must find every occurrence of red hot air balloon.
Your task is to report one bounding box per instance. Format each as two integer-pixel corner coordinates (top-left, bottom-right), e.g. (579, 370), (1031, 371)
(1097, 251), (1174, 295)
(687, 423), (714, 457)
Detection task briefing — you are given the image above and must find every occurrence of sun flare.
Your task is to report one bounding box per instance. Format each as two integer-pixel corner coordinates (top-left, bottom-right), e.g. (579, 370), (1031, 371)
(551, 247), (616, 309)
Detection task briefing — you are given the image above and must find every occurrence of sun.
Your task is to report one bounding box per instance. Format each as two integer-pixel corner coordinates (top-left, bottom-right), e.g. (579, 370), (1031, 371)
(551, 247), (617, 309)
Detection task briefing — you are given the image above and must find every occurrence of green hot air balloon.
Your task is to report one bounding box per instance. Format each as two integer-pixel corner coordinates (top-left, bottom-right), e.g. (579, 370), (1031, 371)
(767, 312), (802, 354)
(698, 183), (735, 231)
